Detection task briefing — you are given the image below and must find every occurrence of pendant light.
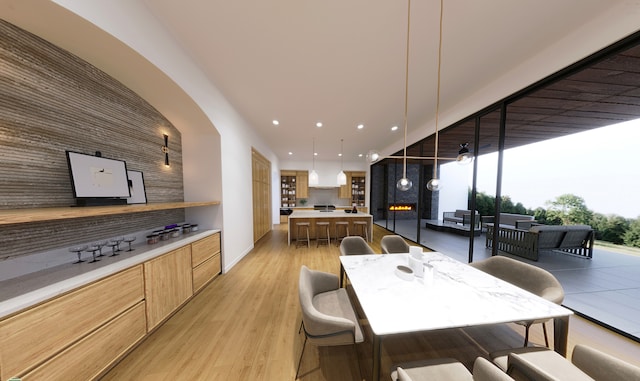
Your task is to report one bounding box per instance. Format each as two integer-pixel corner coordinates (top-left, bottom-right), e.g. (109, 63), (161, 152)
(337, 139), (347, 186)
(456, 142), (473, 165)
(309, 138), (319, 185)
(396, 0), (413, 192)
(426, 0), (444, 192)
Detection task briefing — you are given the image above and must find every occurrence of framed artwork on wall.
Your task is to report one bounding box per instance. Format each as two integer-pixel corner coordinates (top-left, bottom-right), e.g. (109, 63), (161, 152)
(127, 170), (147, 204)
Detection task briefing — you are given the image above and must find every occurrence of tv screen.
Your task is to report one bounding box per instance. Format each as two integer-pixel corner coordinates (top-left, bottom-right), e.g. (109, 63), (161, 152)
(66, 151), (131, 199)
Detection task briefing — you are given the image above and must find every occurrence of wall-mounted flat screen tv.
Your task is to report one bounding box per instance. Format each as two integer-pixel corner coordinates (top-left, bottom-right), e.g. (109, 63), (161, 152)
(66, 151), (131, 205)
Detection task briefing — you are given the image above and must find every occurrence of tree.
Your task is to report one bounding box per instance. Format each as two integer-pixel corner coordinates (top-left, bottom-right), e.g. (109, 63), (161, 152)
(623, 217), (640, 248)
(592, 213), (630, 244)
(545, 194), (593, 226)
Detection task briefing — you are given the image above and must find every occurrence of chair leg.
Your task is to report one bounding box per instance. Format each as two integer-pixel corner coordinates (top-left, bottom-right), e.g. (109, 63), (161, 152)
(352, 343), (363, 381)
(542, 321), (549, 347)
(523, 323), (531, 347)
(296, 335), (308, 379)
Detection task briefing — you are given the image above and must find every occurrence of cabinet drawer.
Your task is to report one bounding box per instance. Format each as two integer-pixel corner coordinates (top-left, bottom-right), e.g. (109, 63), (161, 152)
(191, 232), (220, 267)
(22, 302), (147, 381)
(0, 266), (144, 380)
(193, 253), (221, 292)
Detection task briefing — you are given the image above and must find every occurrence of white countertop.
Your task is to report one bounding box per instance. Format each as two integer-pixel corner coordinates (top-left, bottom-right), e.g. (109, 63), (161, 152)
(341, 252), (572, 336)
(0, 229), (219, 319)
(288, 210), (372, 218)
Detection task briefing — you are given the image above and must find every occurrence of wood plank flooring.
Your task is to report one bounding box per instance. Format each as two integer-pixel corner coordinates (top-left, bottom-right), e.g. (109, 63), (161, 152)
(101, 224), (640, 380)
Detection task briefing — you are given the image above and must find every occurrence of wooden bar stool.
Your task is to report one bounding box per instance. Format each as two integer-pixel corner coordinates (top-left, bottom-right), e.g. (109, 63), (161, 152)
(295, 222), (310, 248)
(353, 221), (369, 242)
(316, 221), (330, 247)
(335, 221), (350, 246)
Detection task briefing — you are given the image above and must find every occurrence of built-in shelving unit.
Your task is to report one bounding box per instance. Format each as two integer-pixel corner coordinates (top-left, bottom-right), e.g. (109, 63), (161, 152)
(350, 173), (366, 207)
(281, 172), (297, 207)
(0, 201), (220, 226)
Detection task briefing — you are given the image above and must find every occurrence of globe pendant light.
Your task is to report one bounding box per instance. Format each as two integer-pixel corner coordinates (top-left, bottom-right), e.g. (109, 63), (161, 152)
(337, 139), (347, 186)
(309, 138), (319, 186)
(396, 0), (413, 192)
(427, 0), (444, 192)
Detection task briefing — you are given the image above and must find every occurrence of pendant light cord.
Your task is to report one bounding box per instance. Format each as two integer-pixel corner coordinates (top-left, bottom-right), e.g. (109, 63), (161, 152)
(433, 0), (443, 178)
(402, 0), (411, 179)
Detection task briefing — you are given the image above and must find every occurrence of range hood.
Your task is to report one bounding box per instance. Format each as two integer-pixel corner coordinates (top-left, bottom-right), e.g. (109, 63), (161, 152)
(309, 185), (340, 189)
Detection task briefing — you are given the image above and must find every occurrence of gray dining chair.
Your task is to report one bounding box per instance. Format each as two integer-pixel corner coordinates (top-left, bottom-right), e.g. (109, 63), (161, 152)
(339, 236), (375, 287)
(469, 255), (564, 347)
(380, 235), (410, 254)
(297, 266), (363, 379)
(490, 344), (640, 381)
(391, 356), (515, 381)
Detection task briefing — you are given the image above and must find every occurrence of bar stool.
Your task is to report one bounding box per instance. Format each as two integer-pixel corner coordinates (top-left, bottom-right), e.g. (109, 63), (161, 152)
(316, 221), (331, 247)
(353, 221), (369, 242)
(335, 221), (350, 246)
(295, 222), (310, 248)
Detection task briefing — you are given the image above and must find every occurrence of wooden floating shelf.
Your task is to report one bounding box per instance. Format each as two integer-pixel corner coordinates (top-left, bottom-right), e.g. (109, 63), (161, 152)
(0, 201), (220, 226)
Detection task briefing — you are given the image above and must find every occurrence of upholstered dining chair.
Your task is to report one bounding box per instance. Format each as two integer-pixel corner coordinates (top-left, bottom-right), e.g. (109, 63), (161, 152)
(469, 255), (564, 347)
(339, 236), (375, 287)
(391, 356), (515, 381)
(297, 266), (363, 379)
(490, 344), (640, 381)
(380, 235), (410, 254)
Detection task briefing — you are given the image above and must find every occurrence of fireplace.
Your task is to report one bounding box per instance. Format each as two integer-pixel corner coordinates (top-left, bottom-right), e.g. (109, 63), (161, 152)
(388, 203), (416, 212)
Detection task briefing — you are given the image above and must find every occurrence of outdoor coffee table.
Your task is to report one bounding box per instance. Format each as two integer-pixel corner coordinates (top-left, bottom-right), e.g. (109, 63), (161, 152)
(340, 252), (572, 381)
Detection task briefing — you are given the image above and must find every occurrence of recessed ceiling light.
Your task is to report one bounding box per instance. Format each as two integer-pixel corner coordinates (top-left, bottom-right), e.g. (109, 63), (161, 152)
(272, 120), (279, 126)
(357, 124), (364, 130)
(338, 153), (342, 157)
(316, 122), (323, 128)
(391, 125), (399, 131)
(288, 152), (293, 155)
(314, 152), (318, 156)
(358, 153), (363, 157)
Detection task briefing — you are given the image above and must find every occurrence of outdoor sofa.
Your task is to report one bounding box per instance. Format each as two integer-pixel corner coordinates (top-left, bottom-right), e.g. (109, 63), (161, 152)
(486, 223), (594, 261)
(442, 209), (480, 228)
(481, 212), (535, 230)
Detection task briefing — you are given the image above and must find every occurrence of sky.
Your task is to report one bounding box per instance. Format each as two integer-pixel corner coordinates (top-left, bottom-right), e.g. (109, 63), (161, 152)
(469, 118), (640, 219)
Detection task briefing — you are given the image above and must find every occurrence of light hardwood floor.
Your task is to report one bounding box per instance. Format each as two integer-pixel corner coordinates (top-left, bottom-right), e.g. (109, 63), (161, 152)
(101, 224), (640, 380)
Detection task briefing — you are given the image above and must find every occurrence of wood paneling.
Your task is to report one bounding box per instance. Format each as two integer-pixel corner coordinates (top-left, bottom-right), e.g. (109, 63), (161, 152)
(0, 20), (186, 259)
(252, 148), (271, 242)
(396, 44), (640, 161)
(0, 266), (144, 379)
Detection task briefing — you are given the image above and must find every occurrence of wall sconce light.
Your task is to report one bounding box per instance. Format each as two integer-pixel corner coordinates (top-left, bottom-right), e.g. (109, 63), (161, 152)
(162, 134), (170, 167)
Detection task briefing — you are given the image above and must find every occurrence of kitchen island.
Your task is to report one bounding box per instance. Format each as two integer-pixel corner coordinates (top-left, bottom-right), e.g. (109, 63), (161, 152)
(287, 210), (373, 245)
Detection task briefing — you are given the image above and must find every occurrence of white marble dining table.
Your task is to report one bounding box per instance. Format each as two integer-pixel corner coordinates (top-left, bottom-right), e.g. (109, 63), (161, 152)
(340, 252), (573, 381)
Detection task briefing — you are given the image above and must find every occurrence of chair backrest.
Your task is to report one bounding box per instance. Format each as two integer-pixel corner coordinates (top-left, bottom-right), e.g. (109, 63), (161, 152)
(381, 235), (410, 254)
(473, 357), (515, 381)
(340, 236), (375, 256)
(572, 344), (640, 381)
(469, 256), (564, 304)
(298, 266), (358, 345)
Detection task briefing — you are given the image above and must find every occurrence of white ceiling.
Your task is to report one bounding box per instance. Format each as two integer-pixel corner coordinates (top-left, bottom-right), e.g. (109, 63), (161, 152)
(141, 0), (633, 163)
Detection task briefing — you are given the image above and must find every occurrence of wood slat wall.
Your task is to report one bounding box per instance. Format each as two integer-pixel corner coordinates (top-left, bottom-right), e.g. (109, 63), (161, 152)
(0, 20), (185, 259)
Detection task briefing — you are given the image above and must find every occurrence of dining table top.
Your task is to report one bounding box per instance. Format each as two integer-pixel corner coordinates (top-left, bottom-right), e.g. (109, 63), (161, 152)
(340, 252), (573, 336)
